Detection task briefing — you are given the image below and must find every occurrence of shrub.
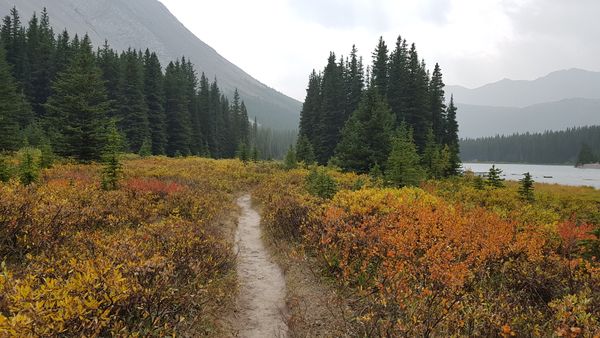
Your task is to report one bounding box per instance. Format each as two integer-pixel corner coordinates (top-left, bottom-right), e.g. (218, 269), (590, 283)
(306, 167), (337, 199)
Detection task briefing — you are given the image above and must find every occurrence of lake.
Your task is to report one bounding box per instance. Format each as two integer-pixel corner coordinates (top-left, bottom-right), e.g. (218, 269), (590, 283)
(462, 163), (600, 189)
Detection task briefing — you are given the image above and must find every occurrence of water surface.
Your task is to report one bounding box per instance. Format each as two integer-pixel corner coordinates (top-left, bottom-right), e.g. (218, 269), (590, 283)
(462, 163), (600, 189)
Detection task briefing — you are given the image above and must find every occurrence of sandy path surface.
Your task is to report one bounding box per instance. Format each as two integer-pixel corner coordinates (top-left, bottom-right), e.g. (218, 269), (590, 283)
(234, 195), (288, 338)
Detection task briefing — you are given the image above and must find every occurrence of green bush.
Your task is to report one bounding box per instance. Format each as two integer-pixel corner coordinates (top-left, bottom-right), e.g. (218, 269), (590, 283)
(306, 167), (338, 199)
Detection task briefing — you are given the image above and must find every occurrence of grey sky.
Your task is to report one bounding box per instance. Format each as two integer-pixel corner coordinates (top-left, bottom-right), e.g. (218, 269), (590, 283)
(159, 0), (600, 101)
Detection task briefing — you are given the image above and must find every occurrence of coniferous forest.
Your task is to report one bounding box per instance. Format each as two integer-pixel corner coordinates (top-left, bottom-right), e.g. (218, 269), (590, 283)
(297, 37), (460, 181)
(460, 125), (600, 164)
(0, 7), (255, 161)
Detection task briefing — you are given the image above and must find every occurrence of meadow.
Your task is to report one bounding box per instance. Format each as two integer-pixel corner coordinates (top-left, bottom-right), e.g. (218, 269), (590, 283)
(0, 157), (598, 336)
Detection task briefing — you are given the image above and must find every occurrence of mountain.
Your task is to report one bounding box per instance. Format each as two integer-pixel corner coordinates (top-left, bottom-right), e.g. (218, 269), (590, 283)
(0, 0), (302, 129)
(457, 98), (600, 139)
(446, 68), (600, 108)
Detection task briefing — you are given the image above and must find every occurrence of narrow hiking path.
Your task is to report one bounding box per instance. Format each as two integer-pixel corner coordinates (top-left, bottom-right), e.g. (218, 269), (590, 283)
(233, 195), (288, 337)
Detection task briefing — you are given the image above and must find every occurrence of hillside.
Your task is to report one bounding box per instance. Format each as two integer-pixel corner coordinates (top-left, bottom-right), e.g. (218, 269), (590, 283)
(0, 0), (302, 129)
(446, 68), (600, 108)
(457, 98), (600, 138)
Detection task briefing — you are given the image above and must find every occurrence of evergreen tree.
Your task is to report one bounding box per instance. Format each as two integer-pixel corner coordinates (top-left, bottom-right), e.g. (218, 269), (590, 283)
(306, 167), (338, 199)
(429, 63), (446, 143)
(284, 145), (297, 170)
(119, 49), (149, 152)
(388, 36), (409, 124)
(371, 37), (389, 97)
(25, 9), (54, 118)
(422, 128), (448, 179)
(486, 165), (505, 188)
(345, 45), (364, 118)
(138, 137), (152, 157)
(298, 70), (322, 150)
(386, 123), (425, 187)
(101, 121), (123, 190)
(236, 142), (249, 162)
(143, 50), (167, 155)
(444, 95), (461, 175)
(518, 172), (535, 202)
(335, 86), (394, 173)
(18, 147), (39, 185)
(45, 35), (110, 162)
(0, 42), (28, 151)
(97, 41), (121, 115)
(296, 134), (316, 164)
(251, 146), (259, 162)
(164, 61), (191, 156)
(0, 155), (11, 182)
(577, 143), (597, 166)
(315, 53), (346, 164)
(405, 44), (430, 152)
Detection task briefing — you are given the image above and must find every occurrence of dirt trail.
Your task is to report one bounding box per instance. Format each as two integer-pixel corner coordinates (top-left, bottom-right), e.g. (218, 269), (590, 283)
(233, 195), (288, 338)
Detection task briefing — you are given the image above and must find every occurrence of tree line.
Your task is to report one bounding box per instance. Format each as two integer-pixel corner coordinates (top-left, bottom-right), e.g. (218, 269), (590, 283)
(460, 126), (600, 165)
(296, 36), (460, 184)
(0, 7), (255, 161)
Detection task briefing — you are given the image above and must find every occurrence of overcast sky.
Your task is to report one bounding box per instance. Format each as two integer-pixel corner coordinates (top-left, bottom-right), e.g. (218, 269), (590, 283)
(159, 0), (599, 101)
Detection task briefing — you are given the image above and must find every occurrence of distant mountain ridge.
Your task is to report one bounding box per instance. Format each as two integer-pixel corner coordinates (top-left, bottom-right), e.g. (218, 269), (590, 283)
(445, 68), (600, 138)
(0, 0), (302, 129)
(457, 98), (600, 138)
(446, 68), (600, 107)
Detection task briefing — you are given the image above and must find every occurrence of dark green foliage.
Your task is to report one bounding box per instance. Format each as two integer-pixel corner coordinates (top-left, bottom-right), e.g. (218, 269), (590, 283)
(143, 50), (167, 155)
(236, 142), (249, 162)
(284, 145), (297, 170)
(0, 41), (28, 151)
(577, 143), (598, 166)
(18, 147), (39, 185)
(39, 142), (54, 169)
(251, 146), (259, 162)
(45, 35), (109, 162)
(0, 7), (250, 162)
(0, 156), (12, 182)
(118, 49), (149, 152)
(429, 63), (446, 144)
(473, 175), (485, 190)
(296, 135), (316, 164)
(486, 165), (505, 188)
(386, 124), (425, 187)
(422, 128), (450, 179)
(444, 97), (461, 175)
(305, 167), (338, 199)
(298, 36), (459, 177)
(460, 126), (600, 165)
(518, 172), (535, 202)
(371, 37), (389, 97)
(101, 121), (123, 191)
(335, 86), (394, 173)
(316, 53), (347, 164)
(138, 137), (152, 157)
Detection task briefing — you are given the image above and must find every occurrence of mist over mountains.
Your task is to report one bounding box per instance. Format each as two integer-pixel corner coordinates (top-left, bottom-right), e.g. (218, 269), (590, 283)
(447, 68), (600, 138)
(0, 0), (302, 129)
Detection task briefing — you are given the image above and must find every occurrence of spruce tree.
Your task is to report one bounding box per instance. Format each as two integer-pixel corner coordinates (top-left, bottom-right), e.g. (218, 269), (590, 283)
(429, 63), (446, 143)
(45, 35), (110, 162)
(444, 95), (461, 175)
(388, 36), (409, 124)
(335, 86), (394, 173)
(164, 61), (191, 156)
(0, 155), (12, 182)
(345, 45), (364, 118)
(101, 121), (123, 190)
(298, 70), (322, 152)
(371, 37), (389, 97)
(405, 44), (430, 152)
(0, 41), (28, 151)
(577, 143), (597, 166)
(119, 49), (149, 152)
(284, 145), (297, 170)
(18, 147), (39, 185)
(486, 165), (505, 188)
(143, 50), (167, 155)
(25, 9), (54, 118)
(296, 135), (316, 165)
(315, 53), (345, 164)
(386, 123), (425, 187)
(518, 172), (535, 202)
